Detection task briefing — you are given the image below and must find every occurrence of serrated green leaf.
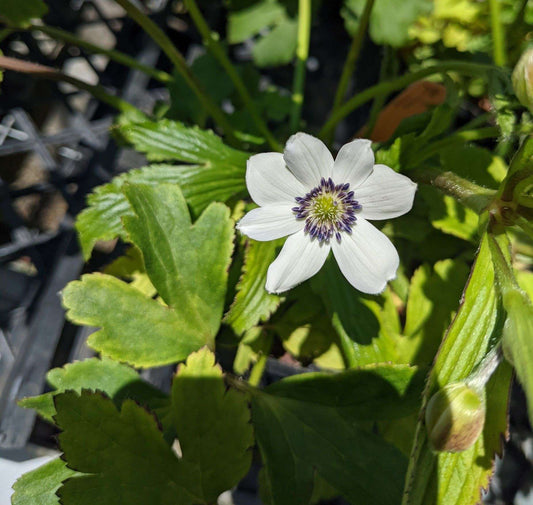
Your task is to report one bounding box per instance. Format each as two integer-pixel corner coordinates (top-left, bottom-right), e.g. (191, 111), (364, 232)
(252, 364), (419, 505)
(228, 0), (286, 43)
(76, 120), (248, 259)
(53, 350), (253, 505)
(19, 357), (166, 423)
(171, 348), (253, 502)
(313, 261), (401, 366)
(251, 17), (298, 67)
(0, 0), (47, 27)
(343, 0), (431, 47)
(65, 184), (234, 367)
(403, 234), (512, 505)
(224, 239), (282, 335)
(11, 458), (78, 505)
(55, 392), (202, 505)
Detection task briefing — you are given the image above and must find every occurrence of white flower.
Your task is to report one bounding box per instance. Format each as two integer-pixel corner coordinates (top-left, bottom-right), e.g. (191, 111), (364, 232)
(236, 133), (417, 295)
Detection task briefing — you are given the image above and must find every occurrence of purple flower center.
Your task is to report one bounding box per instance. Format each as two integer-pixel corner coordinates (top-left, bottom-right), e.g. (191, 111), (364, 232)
(292, 177), (361, 243)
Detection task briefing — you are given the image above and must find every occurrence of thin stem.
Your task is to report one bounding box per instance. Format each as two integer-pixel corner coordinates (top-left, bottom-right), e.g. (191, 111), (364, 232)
(183, 0), (281, 151)
(489, 0), (507, 66)
(289, 0), (312, 133)
(331, 0), (375, 115)
(113, 0), (238, 142)
(248, 353), (268, 387)
(410, 167), (496, 214)
(332, 314), (358, 369)
(29, 24), (172, 83)
(0, 55), (143, 117)
(319, 61), (495, 139)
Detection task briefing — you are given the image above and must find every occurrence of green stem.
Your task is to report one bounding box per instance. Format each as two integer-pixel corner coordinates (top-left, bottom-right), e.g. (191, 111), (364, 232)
(332, 314), (358, 369)
(410, 167), (496, 214)
(183, 0), (281, 151)
(113, 0), (238, 142)
(489, 0), (507, 66)
(29, 24), (172, 83)
(0, 55), (143, 118)
(248, 353), (269, 387)
(289, 0), (312, 133)
(331, 0), (375, 117)
(319, 61), (495, 139)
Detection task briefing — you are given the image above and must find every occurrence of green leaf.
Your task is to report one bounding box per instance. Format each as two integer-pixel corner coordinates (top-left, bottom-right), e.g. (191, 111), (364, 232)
(171, 348), (254, 502)
(0, 0), (47, 27)
(65, 184), (234, 367)
(224, 239), (282, 335)
(76, 120), (248, 259)
(342, 0), (431, 47)
(251, 17), (298, 67)
(12, 458), (78, 505)
(313, 262), (401, 366)
(275, 288), (344, 369)
(228, 0), (287, 43)
(55, 392), (202, 505)
(489, 233), (533, 424)
(233, 326), (273, 374)
(401, 259), (469, 365)
(252, 364), (419, 505)
(19, 357), (166, 423)
(403, 234), (512, 505)
(53, 350), (252, 505)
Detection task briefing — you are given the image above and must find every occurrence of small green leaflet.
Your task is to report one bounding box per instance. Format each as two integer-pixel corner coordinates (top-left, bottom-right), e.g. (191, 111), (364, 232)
(342, 0), (431, 47)
(76, 119), (248, 259)
(403, 234), (512, 505)
(64, 184), (234, 367)
(227, 0), (297, 67)
(52, 349), (252, 505)
(252, 364), (420, 505)
(19, 357), (166, 423)
(12, 458), (78, 505)
(0, 0), (47, 27)
(224, 239), (282, 335)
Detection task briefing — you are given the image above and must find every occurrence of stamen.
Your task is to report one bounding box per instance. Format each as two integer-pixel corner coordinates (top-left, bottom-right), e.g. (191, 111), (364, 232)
(292, 177), (361, 243)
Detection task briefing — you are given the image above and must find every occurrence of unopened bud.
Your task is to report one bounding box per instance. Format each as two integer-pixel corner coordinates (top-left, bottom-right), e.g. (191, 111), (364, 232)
(425, 382), (485, 453)
(512, 47), (533, 113)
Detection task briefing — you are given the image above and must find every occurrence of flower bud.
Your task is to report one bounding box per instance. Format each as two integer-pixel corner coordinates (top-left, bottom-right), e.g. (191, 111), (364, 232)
(425, 382), (485, 453)
(512, 47), (533, 113)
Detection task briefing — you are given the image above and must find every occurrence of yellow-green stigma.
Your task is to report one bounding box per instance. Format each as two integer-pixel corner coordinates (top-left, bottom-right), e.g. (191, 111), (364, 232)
(292, 177), (361, 242)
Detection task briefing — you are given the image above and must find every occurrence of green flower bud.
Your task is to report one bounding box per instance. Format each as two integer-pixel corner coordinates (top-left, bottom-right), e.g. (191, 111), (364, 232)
(512, 47), (533, 113)
(425, 382), (485, 453)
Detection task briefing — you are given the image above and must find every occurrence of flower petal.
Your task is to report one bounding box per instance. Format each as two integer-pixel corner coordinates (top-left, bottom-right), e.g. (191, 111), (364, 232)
(246, 152), (307, 206)
(237, 205), (304, 241)
(266, 230), (330, 293)
(284, 133), (334, 188)
(333, 138), (374, 188)
(356, 164), (417, 220)
(332, 218), (399, 294)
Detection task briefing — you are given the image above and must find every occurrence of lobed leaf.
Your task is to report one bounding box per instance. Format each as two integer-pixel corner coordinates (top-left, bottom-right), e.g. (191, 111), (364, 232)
(19, 357), (166, 423)
(49, 349), (252, 505)
(65, 184), (234, 367)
